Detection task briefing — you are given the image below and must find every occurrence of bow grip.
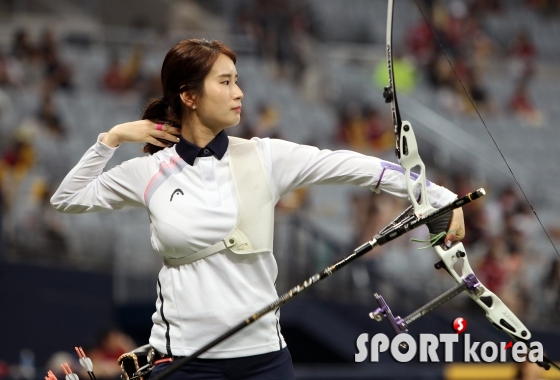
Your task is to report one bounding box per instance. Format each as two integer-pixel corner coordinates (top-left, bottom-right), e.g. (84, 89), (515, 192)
(426, 210), (453, 246)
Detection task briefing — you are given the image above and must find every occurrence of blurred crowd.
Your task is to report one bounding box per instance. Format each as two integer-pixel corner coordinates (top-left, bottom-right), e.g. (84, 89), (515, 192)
(334, 0), (546, 150)
(0, 28), (75, 264)
(232, 0), (315, 83)
(1, 28), (73, 91)
(334, 103), (395, 154)
(404, 0), (544, 125)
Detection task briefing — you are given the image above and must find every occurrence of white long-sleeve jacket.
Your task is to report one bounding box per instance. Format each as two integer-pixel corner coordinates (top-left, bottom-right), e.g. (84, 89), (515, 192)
(51, 132), (457, 358)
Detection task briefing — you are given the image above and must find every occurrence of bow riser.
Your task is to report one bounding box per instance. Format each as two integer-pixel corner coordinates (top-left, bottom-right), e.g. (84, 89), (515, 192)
(399, 121), (435, 218)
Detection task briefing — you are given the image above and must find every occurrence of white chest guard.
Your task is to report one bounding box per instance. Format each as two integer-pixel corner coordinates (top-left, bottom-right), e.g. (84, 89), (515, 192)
(163, 137), (275, 266)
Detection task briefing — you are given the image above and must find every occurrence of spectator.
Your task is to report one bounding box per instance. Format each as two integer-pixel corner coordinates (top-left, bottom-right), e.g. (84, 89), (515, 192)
(477, 238), (509, 294)
(121, 45), (145, 89)
(44, 49), (73, 91)
(508, 30), (537, 81)
(37, 91), (62, 128)
(442, 0), (471, 56)
(477, 237), (529, 317)
(363, 106), (393, 153)
(485, 186), (520, 237)
(38, 28), (57, 62)
(0, 52), (24, 87)
(508, 80), (543, 127)
(11, 29), (33, 61)
(235, 0), (307, 82)
(405, 0), (498, 118)
(103, 46), (145, 93)
(250, 103), (281, 138)
(406, 19), (436, 66)
(0, 131), (35, 213)
(22, 47), (44, 87)
(426, 53), (463, 113)
(464, 70), (494, 115)
(511, 203), (539, 241)
(102, 54), (126, 92)
(336, 102), (365, 149)
(468, 18), (497, 73)
(0, 88), (17, 144)
(276, 187), (309, 213)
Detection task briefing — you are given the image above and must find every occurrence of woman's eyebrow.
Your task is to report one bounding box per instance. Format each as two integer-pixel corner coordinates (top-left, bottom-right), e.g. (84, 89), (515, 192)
(217, 73), (239, 78)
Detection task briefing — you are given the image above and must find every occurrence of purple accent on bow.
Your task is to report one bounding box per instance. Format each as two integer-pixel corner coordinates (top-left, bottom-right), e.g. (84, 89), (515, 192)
(370, 293), (408, 335)
(462, 273), (481, 294)
(379, 161), (431, 186)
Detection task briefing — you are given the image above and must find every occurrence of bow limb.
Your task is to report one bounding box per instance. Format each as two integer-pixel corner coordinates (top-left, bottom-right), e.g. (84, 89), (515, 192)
(385, 0), (434, 219)
(434, 242), (531, 341)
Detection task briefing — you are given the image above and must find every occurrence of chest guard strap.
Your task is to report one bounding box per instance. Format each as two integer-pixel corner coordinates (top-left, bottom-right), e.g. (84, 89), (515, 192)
(163, 137), (274, 266)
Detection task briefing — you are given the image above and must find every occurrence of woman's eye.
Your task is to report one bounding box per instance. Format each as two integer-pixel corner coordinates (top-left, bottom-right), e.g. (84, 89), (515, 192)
(223, 80), (230, 85)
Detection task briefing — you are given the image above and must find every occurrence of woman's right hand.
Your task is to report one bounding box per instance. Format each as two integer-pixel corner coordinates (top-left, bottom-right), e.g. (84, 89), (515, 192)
(101, 120), (181, 148)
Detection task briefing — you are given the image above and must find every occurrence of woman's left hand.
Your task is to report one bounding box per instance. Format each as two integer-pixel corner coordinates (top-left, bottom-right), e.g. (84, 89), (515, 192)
(444, 208), (465, 247)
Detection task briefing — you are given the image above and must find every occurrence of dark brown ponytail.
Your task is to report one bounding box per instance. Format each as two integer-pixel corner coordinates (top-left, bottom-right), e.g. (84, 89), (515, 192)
(141, 39), (236, 155)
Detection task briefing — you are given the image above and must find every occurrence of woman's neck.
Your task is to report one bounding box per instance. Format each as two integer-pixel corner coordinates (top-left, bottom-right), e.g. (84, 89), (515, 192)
(181, 122), (223, 148)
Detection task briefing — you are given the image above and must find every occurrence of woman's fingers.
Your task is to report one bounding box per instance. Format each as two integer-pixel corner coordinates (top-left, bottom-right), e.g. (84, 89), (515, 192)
(152, 123), (181, 140)
(107, 121), (181, 146)
(444, 208), (465, 247)
(147, 136), (169, 148)
(153, 123), (181, 135)
(167, 126), (182, 136)
(153, 129), (181, 143)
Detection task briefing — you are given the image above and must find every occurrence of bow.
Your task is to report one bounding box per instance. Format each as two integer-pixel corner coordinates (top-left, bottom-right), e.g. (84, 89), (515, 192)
(370, 0), (559, 371)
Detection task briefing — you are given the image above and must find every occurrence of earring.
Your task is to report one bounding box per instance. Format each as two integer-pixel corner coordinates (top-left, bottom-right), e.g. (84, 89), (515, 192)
(192, 105), (196, 109)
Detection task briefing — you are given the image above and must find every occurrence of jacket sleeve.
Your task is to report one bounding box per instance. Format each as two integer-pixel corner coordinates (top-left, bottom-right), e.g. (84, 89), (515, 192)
(261, 138), (456, 209)
(50, 134), (148, 213)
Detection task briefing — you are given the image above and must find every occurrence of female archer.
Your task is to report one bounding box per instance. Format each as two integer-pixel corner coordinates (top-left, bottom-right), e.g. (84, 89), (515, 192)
(51, 39), (464, 379)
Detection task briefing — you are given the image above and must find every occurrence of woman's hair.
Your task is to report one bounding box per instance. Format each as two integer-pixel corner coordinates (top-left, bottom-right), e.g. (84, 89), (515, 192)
(142, 39), (236, 154)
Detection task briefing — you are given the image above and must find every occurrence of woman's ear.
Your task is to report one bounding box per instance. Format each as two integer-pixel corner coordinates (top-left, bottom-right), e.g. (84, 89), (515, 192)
(180, 92), (196, 109)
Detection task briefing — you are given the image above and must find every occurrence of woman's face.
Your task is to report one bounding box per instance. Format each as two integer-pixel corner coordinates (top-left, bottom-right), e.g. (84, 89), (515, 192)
(193, 54), (243, 132)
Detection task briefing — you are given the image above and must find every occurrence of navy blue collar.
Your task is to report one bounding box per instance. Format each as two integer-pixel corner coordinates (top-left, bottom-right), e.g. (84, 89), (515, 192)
(175, 130), (229, 166)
